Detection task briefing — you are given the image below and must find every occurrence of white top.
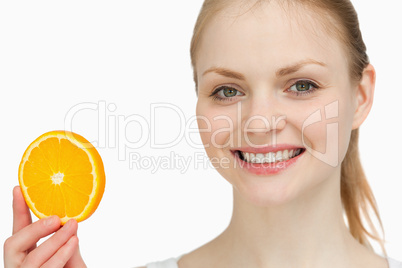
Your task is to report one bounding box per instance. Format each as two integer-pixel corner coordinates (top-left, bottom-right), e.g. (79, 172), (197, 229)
(389, 258), (402, 268)
(145, 255), (182, 268)
(143, 255), (402, 268)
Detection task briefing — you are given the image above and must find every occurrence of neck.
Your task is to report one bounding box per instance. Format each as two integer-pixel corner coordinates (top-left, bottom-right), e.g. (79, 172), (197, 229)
(215, 172), (366, 268)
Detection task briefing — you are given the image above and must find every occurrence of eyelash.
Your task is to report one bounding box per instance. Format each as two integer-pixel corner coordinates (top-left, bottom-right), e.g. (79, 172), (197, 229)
(287, 80), (320, 96)
(209, 85), (243, 102)
(209, 80), (320, 101)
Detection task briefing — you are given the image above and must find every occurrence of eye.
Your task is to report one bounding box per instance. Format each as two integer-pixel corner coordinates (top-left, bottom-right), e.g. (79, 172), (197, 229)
(287, 80), (319, 96)
(210, 85), (244, 102)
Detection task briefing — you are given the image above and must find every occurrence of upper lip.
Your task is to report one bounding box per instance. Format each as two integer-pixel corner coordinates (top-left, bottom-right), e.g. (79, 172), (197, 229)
(231, 144), (305, 154)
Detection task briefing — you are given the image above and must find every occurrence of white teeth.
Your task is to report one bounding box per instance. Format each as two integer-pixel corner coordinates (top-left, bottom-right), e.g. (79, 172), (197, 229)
(245, 152), (250, 162)
(255, 153), (264, 163)
(266, 152), (274, 162)
(276, 151), (282, 161)
(239, 149), (303, 164)
(283, 150), (289, 160)
(289, 149), (294, 158)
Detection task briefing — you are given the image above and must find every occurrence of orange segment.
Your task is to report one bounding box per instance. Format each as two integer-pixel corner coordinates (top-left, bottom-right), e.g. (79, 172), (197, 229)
(18, 130), (105, 224)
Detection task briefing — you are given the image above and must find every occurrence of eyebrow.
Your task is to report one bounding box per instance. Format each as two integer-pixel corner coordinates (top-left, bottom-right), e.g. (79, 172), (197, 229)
(202, 59), (327, 80)
(275, 59), (327, 77)
(202, 67), (246, 80)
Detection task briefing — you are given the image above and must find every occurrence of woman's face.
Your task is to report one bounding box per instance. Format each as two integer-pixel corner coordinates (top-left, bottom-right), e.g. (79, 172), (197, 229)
(195, 1), (359, 206)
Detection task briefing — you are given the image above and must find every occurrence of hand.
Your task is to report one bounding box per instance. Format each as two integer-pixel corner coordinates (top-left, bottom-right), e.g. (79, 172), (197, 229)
(3, 186), (87, 268)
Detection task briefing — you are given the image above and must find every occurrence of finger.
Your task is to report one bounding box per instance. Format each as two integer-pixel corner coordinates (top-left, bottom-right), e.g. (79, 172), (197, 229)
(12, 186), (32, 235)
(65, 237), (86, 268)
(25, 219), (78, 266)
(8, 215), (61, 252)
(65, 246), (86, 268)
(40, 236), (79, 268)
(65, 223), (86, 268)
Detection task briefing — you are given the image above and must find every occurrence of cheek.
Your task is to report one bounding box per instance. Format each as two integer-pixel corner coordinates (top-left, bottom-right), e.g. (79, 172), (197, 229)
(196, 101), (213, 146)
(337, 98), (356, 161)
(196, 101), (239, 173)
(289, 97), (355, 167)
(196, 101), (239, 148)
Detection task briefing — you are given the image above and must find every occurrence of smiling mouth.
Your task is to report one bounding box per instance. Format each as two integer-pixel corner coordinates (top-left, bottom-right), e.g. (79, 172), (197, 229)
(234, 148), (306, 164)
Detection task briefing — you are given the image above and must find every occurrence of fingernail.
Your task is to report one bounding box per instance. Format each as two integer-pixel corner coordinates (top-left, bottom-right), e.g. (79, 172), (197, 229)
(44, 216), (55, 226)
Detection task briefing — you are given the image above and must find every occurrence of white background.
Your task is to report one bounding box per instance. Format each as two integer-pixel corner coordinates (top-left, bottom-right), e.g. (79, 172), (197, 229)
(0, 1), (401, 267)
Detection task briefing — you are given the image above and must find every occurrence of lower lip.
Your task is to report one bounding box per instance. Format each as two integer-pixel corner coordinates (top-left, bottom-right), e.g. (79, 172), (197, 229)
(232, 150), (304, 175)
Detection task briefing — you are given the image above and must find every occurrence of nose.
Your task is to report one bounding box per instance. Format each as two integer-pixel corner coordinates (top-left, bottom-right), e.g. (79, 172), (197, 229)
(241, 98), (287, 135)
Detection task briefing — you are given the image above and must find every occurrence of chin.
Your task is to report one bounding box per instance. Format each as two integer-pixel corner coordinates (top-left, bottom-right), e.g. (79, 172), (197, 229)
(230, 172), (301, 207)
(231, 162), (337, 208)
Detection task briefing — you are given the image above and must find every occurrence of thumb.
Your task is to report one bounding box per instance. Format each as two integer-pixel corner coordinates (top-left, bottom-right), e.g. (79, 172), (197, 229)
(12, 186), (32, 235)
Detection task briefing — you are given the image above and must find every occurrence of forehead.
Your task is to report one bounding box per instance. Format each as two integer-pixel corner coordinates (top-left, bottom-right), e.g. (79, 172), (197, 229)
(196, 1), (347, 79)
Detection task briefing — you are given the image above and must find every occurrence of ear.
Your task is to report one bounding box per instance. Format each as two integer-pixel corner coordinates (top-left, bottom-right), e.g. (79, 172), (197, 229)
(352, 64), (376, 130)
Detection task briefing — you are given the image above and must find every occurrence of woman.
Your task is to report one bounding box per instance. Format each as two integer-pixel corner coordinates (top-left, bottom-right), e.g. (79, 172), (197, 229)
(144, 0), (402, 267)
(4, 0), (402, 267)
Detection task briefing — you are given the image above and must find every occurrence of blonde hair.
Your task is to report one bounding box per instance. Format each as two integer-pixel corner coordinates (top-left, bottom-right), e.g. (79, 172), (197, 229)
(190, 0), (386, 255)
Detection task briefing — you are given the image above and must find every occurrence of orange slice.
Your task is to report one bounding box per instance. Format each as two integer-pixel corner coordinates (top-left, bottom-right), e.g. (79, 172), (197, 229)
(18, 130), (105, 224)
